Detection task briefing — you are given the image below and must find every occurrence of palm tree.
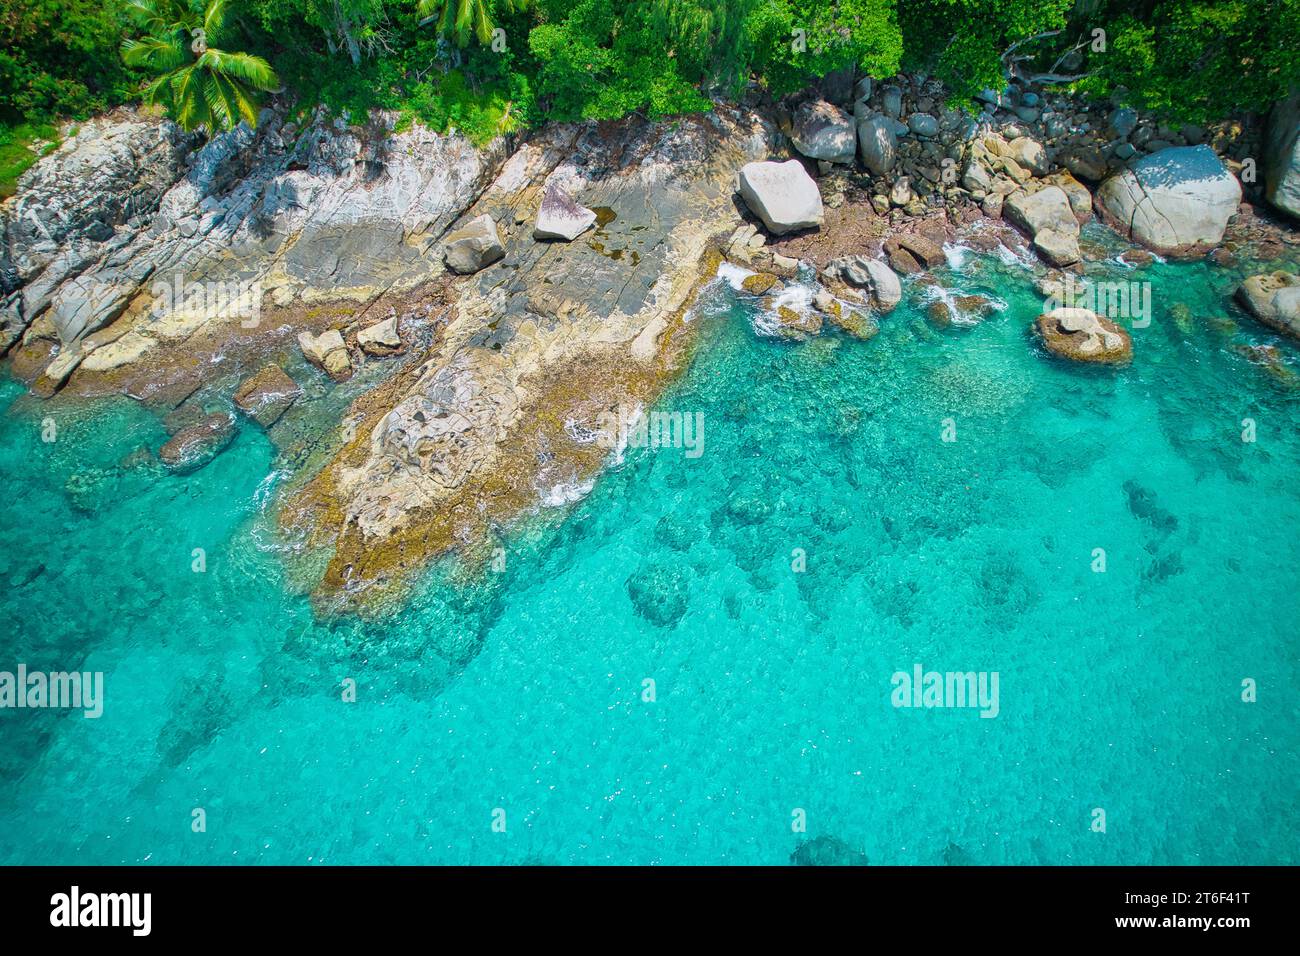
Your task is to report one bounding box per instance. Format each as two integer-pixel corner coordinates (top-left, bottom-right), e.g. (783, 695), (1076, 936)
(417, 0), (529, 49)
(121, 0), (280, 133)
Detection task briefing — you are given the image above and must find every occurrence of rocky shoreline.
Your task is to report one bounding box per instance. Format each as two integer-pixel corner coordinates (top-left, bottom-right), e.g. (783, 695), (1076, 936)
(3, 72), (1299, 611)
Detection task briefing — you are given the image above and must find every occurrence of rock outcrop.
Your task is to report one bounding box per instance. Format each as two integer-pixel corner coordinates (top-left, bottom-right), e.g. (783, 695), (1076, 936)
(737, 160), (824, 235)
(1034, 307), (1133, 364)
(1, 106), (506, 399)
(443, 214), (505, 273)
(1096, 145), (1241, 255)
(278, 109), (777, 607)
(790, 100), (856, 165)
(1004, 185), (1081, 266)
(1236, 271), (1300, 338)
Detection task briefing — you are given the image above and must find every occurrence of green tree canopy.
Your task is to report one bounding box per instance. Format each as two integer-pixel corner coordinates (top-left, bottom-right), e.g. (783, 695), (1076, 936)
(121, 0), (281, 131)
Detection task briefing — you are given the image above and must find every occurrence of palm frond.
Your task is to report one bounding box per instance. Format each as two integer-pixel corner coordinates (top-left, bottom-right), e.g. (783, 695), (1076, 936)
(123, 0), (193, 33)
(203, 0), (227, 39)
(201, 49), (280, 92)
(201, 70), (236, 131)
(171, 66), (208, 131)
(121, 35), (189, 72)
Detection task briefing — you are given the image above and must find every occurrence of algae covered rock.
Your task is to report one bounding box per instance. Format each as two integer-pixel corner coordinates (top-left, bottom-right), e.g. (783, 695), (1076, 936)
(160, 412), (236, 472)
(1034, 307), (1133, 364)
(1236, 271), (1300, 339)
(626, 564), (689, 629)
(233, 364), (302, 427)
(740, 272), (782, 296)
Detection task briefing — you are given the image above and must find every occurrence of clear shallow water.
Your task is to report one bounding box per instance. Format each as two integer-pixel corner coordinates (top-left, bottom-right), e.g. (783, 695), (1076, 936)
(1, 248), (1298, 865)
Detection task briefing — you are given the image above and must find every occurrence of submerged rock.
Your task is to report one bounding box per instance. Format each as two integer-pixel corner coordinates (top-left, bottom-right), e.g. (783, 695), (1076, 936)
(443, 214), (505, 274)
(927, 294), (997, 327)
(626, 564), (688, 629)
(790, 835), (868, 866)
(826, 308), (879, 340)
(233, 364), (302, 427)
(1236, 271), (1300, 338)
(1096, 145), (1241, 254)
(738, 160), (824, 235)
(1034, 307), (1132, 364)
(771, 304), (823, 340)
(159, 412), (236, 472)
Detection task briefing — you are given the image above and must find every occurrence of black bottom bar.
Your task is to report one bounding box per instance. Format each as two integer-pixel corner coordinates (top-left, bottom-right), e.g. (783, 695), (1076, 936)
(0, 866), (1287, 940)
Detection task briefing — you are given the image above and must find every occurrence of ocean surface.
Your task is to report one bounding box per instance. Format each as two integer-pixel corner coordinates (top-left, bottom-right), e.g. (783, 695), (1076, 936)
(2, 236), (1298, 865)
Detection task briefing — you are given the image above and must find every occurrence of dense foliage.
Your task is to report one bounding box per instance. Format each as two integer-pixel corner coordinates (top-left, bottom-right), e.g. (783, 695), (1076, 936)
(1, 0), (1298, 143)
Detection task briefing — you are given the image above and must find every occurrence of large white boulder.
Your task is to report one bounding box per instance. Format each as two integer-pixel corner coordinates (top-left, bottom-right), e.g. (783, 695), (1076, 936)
(790, 100), (856, 164)
(737, 160), (824, 235)
(1096, 145), (1241, 254)
(533, 183), (597, 241)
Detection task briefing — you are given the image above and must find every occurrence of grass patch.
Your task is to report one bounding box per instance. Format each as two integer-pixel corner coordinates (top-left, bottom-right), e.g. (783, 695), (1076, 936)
(0, 122), (62, 199)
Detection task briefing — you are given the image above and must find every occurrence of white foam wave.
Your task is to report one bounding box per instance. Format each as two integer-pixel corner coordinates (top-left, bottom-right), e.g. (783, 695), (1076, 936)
(538, 477), (596, 508)
(943, 242), (973, 271)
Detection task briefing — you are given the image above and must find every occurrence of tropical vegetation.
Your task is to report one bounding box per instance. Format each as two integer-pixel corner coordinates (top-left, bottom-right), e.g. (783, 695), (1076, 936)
(0, 0), (1297, 150)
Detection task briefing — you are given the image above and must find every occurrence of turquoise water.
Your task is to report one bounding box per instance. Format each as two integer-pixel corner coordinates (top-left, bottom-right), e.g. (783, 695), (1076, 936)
(2, 246), (1298, 865)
